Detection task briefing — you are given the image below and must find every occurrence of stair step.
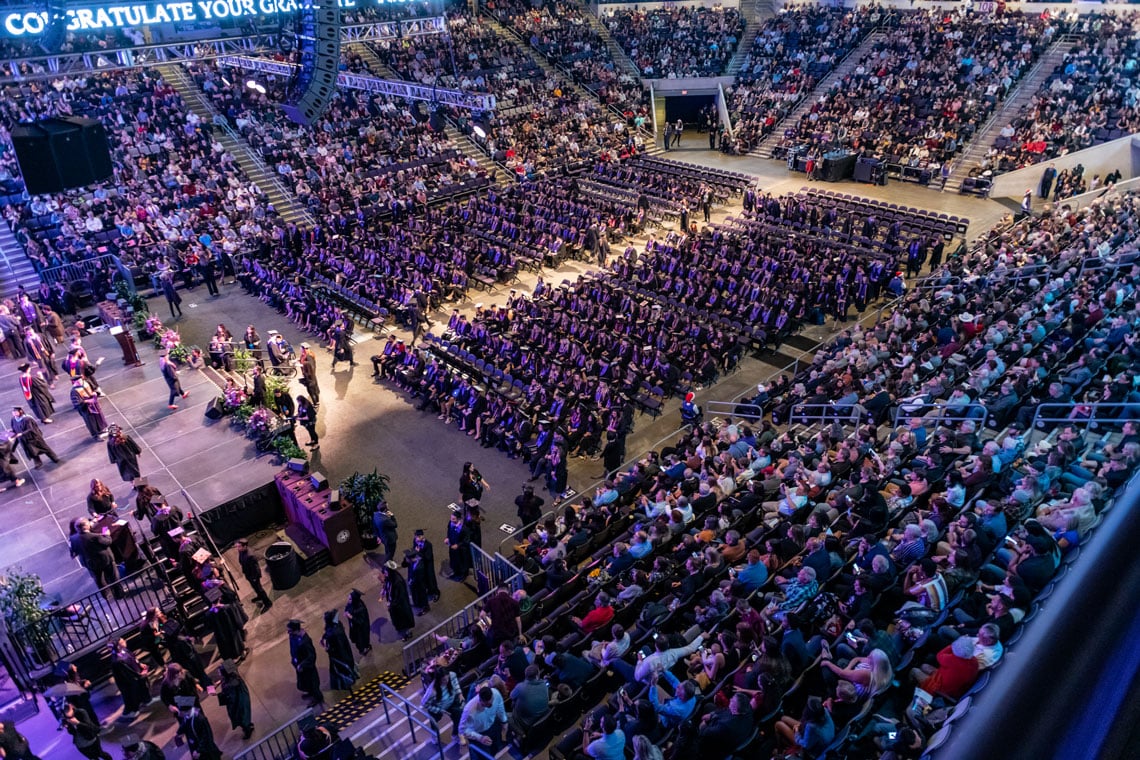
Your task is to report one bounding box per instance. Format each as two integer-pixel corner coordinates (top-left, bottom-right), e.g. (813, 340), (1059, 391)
(946, 36), (1078, 190)
(157, 62), (317, 227)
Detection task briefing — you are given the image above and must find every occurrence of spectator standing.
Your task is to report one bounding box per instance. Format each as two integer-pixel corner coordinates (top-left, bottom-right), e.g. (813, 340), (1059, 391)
(485, 583), (522, 646)
(237, 538), (273, 611)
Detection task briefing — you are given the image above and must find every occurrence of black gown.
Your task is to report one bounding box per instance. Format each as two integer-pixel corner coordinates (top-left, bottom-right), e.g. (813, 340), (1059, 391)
(447, 521), (471, 578)
(24, 374), (55, 422)
(110, 650), (150, 713)
(321, 620), (358, 690)
(206, 603), (248, 661)
(407, 557), (430, 610)
(178, 708), (222, 760)
(417, 539), (441, 598)
(107, 434), (142, 482)
(344, 597), (372, 655)
(219, 673), (253, 730)
(290, 631), (322, 698)
(384, 569), (416, 636)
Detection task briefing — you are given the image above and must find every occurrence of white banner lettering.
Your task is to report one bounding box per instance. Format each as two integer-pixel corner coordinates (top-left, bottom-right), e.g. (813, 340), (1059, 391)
(1, 0), (378, 37)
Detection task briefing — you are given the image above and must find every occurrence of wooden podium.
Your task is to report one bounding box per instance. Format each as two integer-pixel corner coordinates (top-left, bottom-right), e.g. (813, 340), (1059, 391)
(109, 325), (142, 367)
(275, 471), (362, 565)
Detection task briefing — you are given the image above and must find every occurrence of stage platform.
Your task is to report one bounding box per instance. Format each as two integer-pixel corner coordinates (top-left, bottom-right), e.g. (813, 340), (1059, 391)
(0, 324), (281, 598)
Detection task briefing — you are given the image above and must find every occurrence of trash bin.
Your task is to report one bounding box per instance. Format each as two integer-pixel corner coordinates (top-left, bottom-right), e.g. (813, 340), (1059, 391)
(265, 542), (301, 590)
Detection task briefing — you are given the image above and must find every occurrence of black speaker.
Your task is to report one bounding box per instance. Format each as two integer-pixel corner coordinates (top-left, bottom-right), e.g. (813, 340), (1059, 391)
(204, 398), (225, 420)
(10, 117), (113, 195)
(328, 488), (341, 510)
(10, 125), (61, 195)
(309, 472), (328, 491)
(61, 117), (113, 181)
(287, 457), (309, 474)
(283, 0), (340, 126)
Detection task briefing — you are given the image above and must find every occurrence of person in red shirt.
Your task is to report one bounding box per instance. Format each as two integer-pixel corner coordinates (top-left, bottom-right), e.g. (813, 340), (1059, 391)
(572, 593), (615, 635)
(910, 636), (979, 700)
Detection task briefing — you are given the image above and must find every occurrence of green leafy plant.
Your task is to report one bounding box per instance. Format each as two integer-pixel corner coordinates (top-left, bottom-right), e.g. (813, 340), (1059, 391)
(0, 569), (47, 630)
(338, 469), (391, 540)
(168, 343), (194, 365)
(231, 400), (256, 426)
(128, 291), (148, 314)
(233, 348), (253, 376)
(113, 280), (132, 304)
(0, 569), (53, 663)
(272, 435), (306, 461)
(264, 373), (290, 404)
(131, 310), (149, 331)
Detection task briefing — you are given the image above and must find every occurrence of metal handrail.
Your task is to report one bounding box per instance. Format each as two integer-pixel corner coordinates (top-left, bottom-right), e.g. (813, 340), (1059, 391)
(402, 585), (499, 677)
(36, 253), (132, 289)
(233, 708), (312, 760)
(7, 563), (179, 676)
(1079, 250), (1140, 280)
(1029, 403), (1140, 436)
(380, 682), (443, 756)
(493, 424), (688, 560)
(891, 401), (989, 432)
(469, 544), (524, 595)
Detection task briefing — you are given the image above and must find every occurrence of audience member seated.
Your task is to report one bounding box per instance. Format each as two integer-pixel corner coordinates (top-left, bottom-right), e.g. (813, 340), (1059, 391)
(605, 6), (746, 78)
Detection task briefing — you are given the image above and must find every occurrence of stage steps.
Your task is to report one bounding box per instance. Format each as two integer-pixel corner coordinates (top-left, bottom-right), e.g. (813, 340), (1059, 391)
(280, 525), (332, 576)
(946, 35), (1079, 192)
(0, 221), (39, 301)
(750, 31), (885, 159)
(156, 63), (317, 228)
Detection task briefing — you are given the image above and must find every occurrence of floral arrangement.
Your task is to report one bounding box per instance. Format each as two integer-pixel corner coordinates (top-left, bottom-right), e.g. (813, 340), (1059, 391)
(160, 329), (182, 350)
(231, 400), (256, 427)
(223, 384), (247, 409)
(246, 407), (279, 438)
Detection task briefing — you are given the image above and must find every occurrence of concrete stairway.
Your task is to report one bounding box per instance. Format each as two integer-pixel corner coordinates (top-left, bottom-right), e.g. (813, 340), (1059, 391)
(156, 63), (316, 227)
(0, 222), (39, 300)
(946, 35), (1078, 192)
(349, 40), (398, 78)
(480, 11), (663, 154)
(726, 0), (776, 78)
(581, 5), (641, 80)
(751, 31), (884, 159)
(443, 123), (503, 179)
(346, 40), (503, 178)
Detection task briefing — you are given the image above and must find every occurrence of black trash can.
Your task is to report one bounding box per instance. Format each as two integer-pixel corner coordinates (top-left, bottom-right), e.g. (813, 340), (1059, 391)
(265, 542), (301, 590)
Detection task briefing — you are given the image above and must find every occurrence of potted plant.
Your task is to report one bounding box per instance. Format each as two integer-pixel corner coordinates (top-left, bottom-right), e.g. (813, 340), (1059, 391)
(231, 400), (256, 428)
(271, 435), (306, 464)
(113, 280), (132, 309)
(246, 407), (278, 440)
(232, 348), (253, 376)
(0, 569), (52, 665)
(338, 470), (390, 549)
(263, 374), (290, 406)
(132, 310), (150, 340)
(168, 343), (194, 366)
